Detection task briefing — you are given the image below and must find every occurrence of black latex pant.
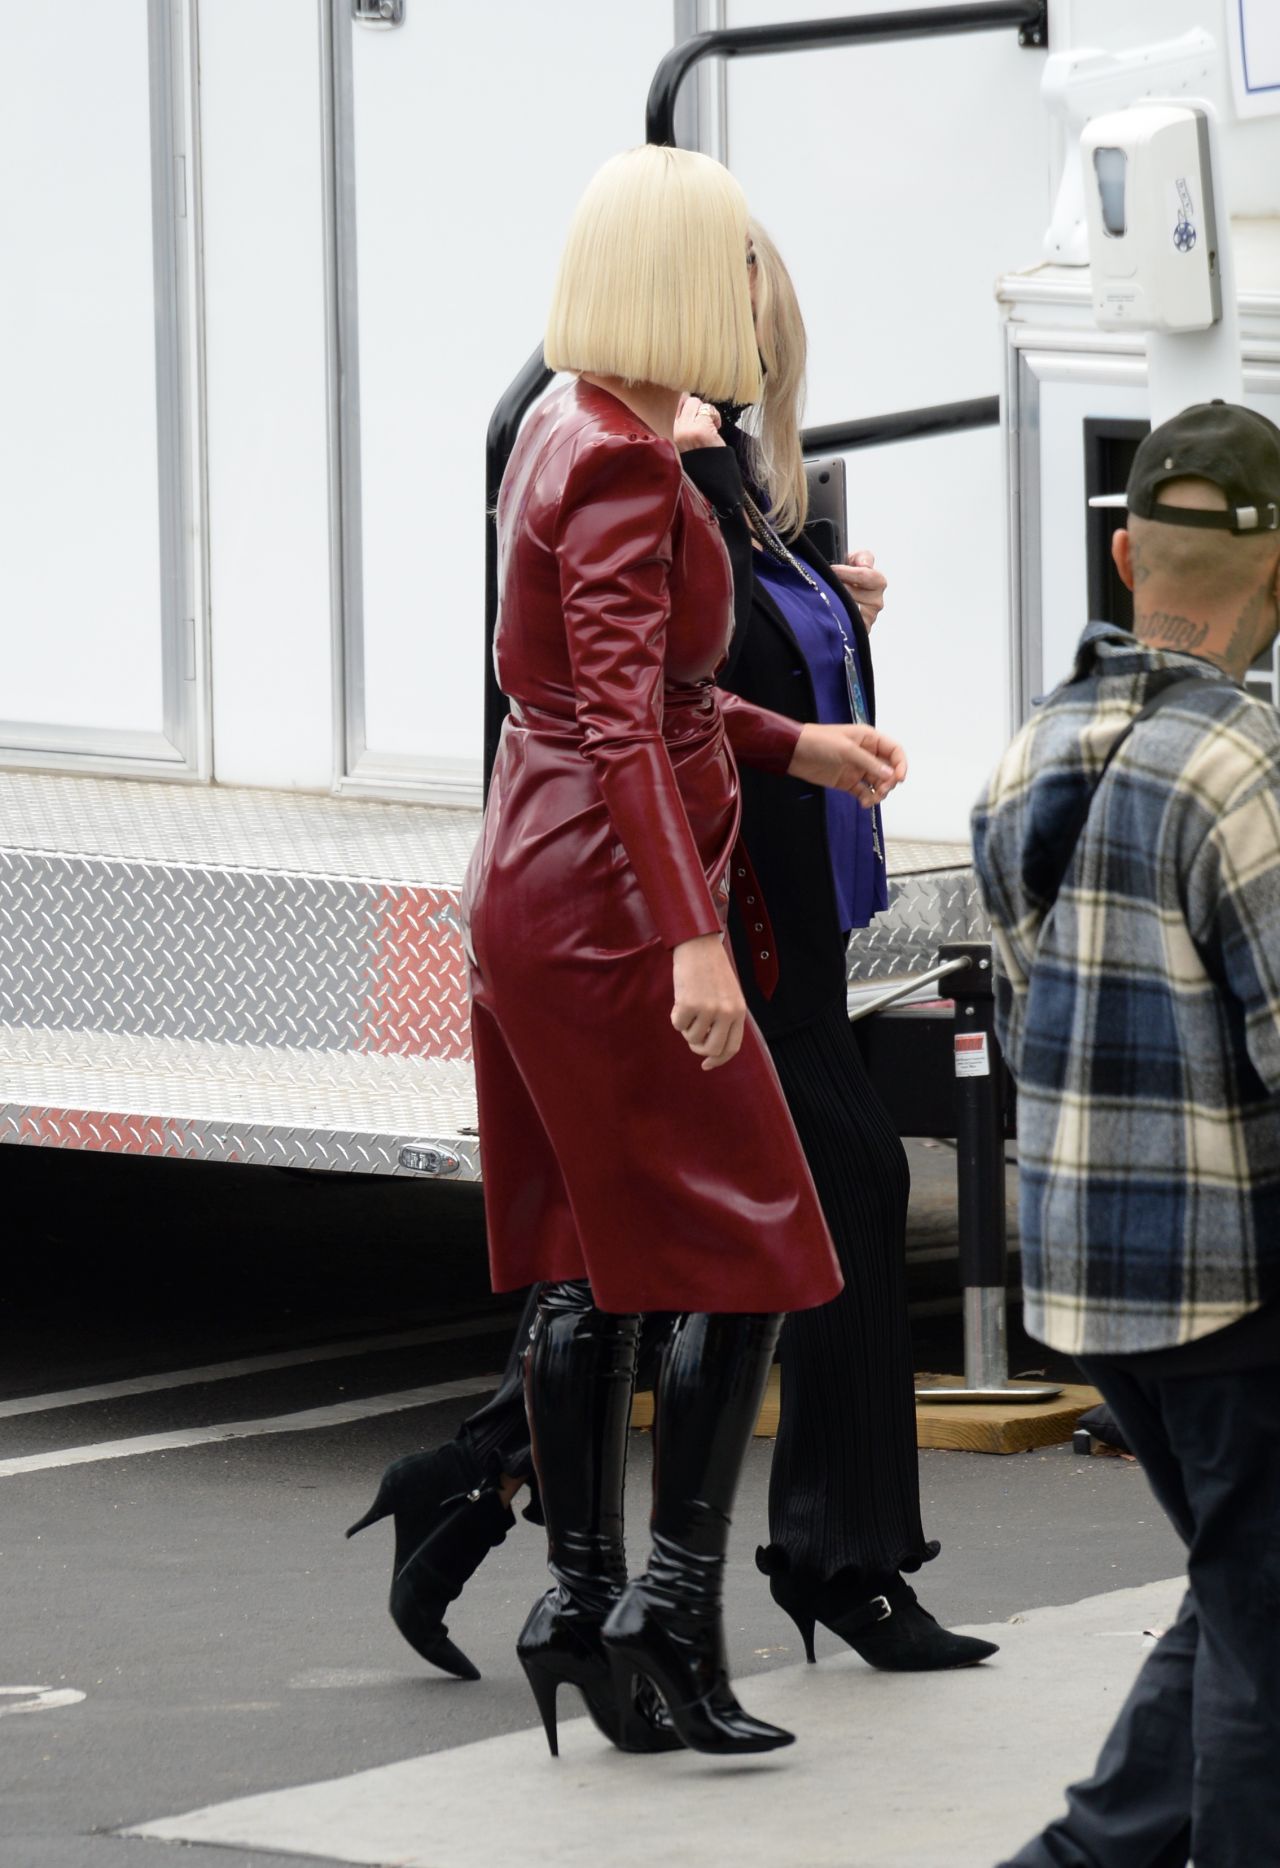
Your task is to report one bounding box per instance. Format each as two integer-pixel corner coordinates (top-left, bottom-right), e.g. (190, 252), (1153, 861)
(462, 1286), (675, 1527)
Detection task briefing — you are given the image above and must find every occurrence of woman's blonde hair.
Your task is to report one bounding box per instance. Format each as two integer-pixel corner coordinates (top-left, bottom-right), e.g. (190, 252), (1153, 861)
(545, 146), (761, 406)
(741, 218), (809, 539)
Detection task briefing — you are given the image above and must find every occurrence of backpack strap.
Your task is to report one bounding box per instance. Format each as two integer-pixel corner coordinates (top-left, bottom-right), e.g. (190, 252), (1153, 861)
(1033, 672), (1220, 914)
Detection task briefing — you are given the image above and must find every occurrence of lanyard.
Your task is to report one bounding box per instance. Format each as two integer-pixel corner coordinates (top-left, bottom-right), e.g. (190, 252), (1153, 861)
(744, 494), (882, 860)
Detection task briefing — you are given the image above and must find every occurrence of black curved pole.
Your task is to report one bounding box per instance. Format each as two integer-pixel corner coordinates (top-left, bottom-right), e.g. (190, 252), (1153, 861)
(483, 2), (1047, 794)
(647, 1), (1046, 145)
(484, 344), (552, 785)
(801, 395), (999, 457)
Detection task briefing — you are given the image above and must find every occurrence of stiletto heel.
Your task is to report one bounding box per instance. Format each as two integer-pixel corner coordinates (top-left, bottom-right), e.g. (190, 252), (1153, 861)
(520, 1654), (562, 1758)
(786, 1604), (817, 1665)
(345, 1478), (394, 1540)
(517, 1587), (682, 1756)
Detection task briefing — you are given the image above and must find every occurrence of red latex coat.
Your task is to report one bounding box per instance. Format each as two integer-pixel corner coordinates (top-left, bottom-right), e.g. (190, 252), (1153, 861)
(462, 381), (842, 1314)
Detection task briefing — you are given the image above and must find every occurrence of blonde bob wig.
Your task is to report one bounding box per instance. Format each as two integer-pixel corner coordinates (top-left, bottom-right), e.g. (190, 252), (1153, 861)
(545, 145), (761, 407)
(740, 218), (809, 540)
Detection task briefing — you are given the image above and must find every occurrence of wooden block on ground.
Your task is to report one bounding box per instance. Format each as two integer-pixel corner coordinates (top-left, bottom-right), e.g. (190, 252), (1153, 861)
(914, 1375), (1102, 1455)
(631, 1366), (780, 1438)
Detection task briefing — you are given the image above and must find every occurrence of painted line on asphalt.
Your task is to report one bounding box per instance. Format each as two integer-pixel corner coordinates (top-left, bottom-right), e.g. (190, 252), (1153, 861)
(0, 1318), (513, 1421)
(0, 1377), (501, 1478)
(0, 1686), (87, 1717)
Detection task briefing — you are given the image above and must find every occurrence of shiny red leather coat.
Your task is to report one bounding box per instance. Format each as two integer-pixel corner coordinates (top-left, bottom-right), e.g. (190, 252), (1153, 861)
(462, 381), (841, 1314)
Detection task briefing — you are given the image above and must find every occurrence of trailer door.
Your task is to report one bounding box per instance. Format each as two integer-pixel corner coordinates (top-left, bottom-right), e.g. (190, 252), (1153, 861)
(328, 0), (684, 809)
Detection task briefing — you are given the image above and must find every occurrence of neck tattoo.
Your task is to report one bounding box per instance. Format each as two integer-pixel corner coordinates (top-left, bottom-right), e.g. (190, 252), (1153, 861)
(1138, 611), (1209, 652)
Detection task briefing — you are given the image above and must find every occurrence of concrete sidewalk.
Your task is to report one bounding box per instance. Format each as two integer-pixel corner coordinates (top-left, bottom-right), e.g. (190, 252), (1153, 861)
(127, 1576), (1183, 1868)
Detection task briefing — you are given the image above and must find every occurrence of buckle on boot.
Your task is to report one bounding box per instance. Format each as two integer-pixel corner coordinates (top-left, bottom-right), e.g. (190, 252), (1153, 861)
(836, 1593), (894, 1639)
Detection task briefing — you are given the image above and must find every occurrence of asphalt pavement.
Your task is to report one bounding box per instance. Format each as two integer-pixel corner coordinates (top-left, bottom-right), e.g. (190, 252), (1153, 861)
(0, 1143), (1185, 1868)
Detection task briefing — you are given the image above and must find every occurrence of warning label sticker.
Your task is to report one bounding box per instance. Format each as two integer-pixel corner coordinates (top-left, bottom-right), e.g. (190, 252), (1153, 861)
(954, 1032), (991, 1078)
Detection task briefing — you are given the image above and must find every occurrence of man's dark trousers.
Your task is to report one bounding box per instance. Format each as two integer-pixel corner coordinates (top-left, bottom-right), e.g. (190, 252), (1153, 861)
(999, 1357), (1280, 1868)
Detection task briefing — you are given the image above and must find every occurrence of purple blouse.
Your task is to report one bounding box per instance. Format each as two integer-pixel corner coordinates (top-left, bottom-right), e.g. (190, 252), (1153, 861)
(753, 550), (889, 932)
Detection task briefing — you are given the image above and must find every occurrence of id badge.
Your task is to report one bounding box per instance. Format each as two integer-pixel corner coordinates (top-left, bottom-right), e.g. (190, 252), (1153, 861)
(843, 642), (870, 727)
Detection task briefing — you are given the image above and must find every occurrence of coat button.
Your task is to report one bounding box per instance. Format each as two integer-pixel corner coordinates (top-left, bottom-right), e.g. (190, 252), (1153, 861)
(759, 950), (770, 961)
(754, 922), (764, 932)
(745, 894), (756, 905)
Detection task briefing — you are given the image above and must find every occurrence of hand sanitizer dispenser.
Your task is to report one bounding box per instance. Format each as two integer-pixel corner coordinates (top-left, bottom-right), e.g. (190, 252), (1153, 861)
(1082, 104), (1222, 333)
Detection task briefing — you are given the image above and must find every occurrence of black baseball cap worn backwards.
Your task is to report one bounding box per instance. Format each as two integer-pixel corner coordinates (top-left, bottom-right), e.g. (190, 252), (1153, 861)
(1127, 400), (1280, 535)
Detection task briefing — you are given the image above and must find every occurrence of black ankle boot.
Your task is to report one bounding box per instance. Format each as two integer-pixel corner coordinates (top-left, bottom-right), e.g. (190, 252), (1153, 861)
(756, 1546), (998, 1672)
(603, 1311), (794, 1757)
(346, 1439), (481, 1574)
(518, 1283), (678, 1758)
(386, 1483), (515, 1681)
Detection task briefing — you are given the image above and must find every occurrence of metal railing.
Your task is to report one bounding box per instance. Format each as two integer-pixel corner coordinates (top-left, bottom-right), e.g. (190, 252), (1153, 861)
(484, 2), (1046, 782)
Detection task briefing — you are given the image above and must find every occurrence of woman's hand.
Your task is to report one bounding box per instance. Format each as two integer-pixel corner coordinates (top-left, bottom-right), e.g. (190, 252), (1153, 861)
(674, 393), (725, 454)
(671, 933), (746, 1071)
(788, 723), (907, 809)
(830, 548), (887, 629)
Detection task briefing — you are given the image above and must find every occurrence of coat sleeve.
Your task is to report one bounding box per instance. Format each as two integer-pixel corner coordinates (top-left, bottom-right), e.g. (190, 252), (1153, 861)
(718, 689), (803, 774)
(556, 432), (722, 950)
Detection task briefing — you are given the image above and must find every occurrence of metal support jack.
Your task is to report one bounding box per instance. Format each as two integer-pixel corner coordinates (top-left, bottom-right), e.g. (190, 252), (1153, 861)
(914, 942), (1060, 1404)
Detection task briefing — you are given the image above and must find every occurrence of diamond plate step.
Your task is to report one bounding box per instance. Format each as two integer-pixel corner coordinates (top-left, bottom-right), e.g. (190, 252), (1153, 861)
(847, 842), (988, 983)
(0, 1024), (480, 1178)
(0, 774), (477, 1060)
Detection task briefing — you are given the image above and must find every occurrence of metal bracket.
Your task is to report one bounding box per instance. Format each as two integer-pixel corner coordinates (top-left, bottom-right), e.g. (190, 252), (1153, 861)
(398, 1141), (462, 1177)
(352, 0), (404, 25)
(1018, 0), (1048, 48)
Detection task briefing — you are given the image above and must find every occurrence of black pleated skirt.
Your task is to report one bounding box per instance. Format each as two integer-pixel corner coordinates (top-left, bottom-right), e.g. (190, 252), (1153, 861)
(767, 996), (939, 1584)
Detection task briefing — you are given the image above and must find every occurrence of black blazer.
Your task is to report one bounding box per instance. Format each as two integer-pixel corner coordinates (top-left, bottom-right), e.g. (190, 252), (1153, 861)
(683, 443), (878, 1040)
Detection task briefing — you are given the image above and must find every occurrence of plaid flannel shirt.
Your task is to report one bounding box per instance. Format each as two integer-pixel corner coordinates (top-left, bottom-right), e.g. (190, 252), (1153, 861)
(971, 622), (1280, 1356)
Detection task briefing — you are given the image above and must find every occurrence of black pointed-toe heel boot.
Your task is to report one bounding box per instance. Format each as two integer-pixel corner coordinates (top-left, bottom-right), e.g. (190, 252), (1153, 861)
(756, 1546), (998, 1672)
(347, 1290), (541, 1675)
(603, 1311), (795, 1757)
(346, 1440), (482, 1571)
(387, 1483), (515, 1681)
(517, 1282), (681, 1759)
(347, 1439), (507, 1678)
